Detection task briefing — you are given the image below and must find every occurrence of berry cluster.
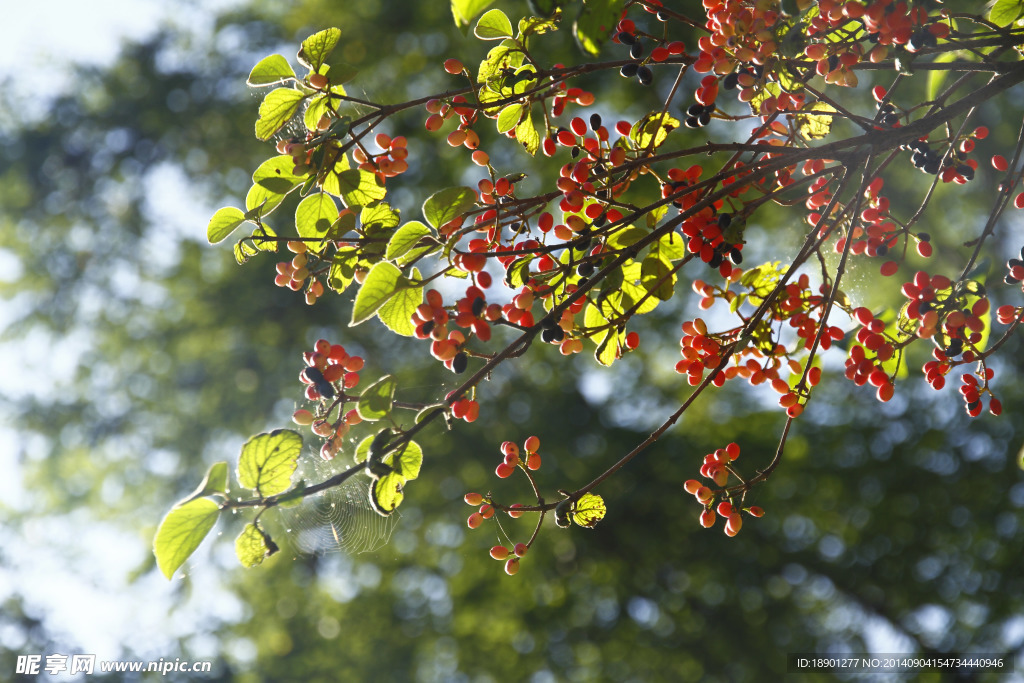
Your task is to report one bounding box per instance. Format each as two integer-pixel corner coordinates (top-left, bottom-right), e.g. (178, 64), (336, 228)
(291, 339), (365, 460)
(463, 435), (541, 575)
(274, 240), (326, 305)
(683, 443), (764, 537)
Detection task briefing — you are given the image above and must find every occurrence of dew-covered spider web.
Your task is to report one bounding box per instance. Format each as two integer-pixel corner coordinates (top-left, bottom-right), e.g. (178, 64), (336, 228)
(277, 454), (398, 556)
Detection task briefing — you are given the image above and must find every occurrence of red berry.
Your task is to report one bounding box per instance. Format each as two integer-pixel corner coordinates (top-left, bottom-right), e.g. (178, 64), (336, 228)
(505, 558), (520, 575)
(524, 435), (540, 452)
(496, 463), (515, 478)
(526, 453), (542, 470)
(1015, 192), (1024, 210)
(467, 512), (483, 529)
(992, 155), (1009, 171)
(444, 58), (464, 74)
(748, 506), (765, 518)
(514, 543), (528, 557)
(465, 492), (484, 506)
(490, 545), (509, 560)
(508, 503), (525, 519)
(700, 509), (715, 528)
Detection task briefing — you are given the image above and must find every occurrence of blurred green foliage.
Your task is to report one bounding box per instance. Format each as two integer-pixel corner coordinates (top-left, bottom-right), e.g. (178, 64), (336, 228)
(1, 1), (1023, 681)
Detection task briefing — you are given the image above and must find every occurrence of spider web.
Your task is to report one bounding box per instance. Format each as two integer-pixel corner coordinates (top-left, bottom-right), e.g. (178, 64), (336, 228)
(277, 454), (398, 556)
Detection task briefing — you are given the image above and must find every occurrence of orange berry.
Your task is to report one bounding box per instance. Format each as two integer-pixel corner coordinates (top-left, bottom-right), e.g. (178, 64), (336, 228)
(309, 73), (328, 89)
(490, 545), (509, 560)
(444, 58), (464, 74)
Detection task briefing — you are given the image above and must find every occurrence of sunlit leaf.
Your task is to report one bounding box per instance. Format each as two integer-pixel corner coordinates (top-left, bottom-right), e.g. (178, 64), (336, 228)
(207, 207), (246, 244)
(237, 429), (303, 497)
(357, 375), (397, 422)
(515, 108), (540, 155)
(235, 524), (276, 568)
(153, 498), (220, 580)
(295, 193), (338, 253)
(573, 0), (620, 56)
(476, 8), (515, 39)
(247, 54), (295, 86)
(452, 0), (496, 30)
(176, 461), (229, 507)
(795, 102), (838, 140)
(423, 186), (477, 229)
(351, 262), (404, 326)
(572, 492), (606, 528)
(255, 88), (305, 141)
(378, 268), (422, 337)
(369, 472), (405, 516)
(383, 439), (423, 481)
(298, 28), (342, 71)
(497, 103), (524, 134)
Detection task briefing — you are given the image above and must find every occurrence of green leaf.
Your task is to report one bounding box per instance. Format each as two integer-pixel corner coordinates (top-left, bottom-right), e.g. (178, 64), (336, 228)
(328, 250), (357, 293)
(255, 88), (306, 141)
(176, 462), (229, 506)
(298, 28), (342, 71)
(515, 109), (540, 156)
(248, 54), (296, 86)
(335, 169), (386, 208)
(423, 186), (477, 229)
(207, 207), (246, 244)
(452, 0), (496, 30)
(384, 440), (423, 481)
(594, 330), (621, 366)
(990, 0), (1024, 26)
(369, 472), (405, 516)
(506, 256), (534, 288)
(573, 0), (620, 56)
(572, 492), (606, 528)
(630, 113), (680, 150)
(641, 254), (675, 301)
(654, 232), (686, 260)
(357, 375), (397, 422)
(246, 155), (306, 217)
(795, 102), (837, 140)
(295, 193), (338, 252)
(620, 261), (660, 314)
(153, 498), (220, 580)
(351, 262), (404, 325)
(605, 225), (648, 251)
(235, 524), (276, 568)
(304, 94), (330, 132)
(387, 221), (434, 260)
(519, 11), (562, 37)
(378, 268), (423, 336)
(497, 103), (524, 134)
(475, 8), (514, 39)
(237, 429), (303, 497)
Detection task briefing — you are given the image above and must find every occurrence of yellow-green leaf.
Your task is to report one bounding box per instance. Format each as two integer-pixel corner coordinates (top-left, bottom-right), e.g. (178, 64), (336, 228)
(298, 28), (342, 71)
(237, 429), (303, 497)
(351, 262), (404, 325)
(383, 439), (423, 481)
(795, 102), (838, 140)
(423, 186), (477, 229)
(357, 375), (397, 422)
(176, 461), (229, 507)
(573, 0), (620, 56)
(247, 54), (295, 86)
(207, 207), (246, 244)
(515, 108), (540, 155)
(572, 492), (606, 528)
(153, 498), (220, 580)
(497, 102), (524, 134)
(378, 268), (422, 336)
(369, 472), (405, 516)
(235, 524), (275, 568)
(336, 169), (386, 208)
(452, 0), (497, 30)
(255, 88), (305, 141)
(630, 113), (680, 150)
(476, 8), (514, 39)
(295, 193), (337, 253)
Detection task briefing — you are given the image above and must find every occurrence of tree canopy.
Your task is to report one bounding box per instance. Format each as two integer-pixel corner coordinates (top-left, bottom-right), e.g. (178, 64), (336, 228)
(2, 0), (1024, 681)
